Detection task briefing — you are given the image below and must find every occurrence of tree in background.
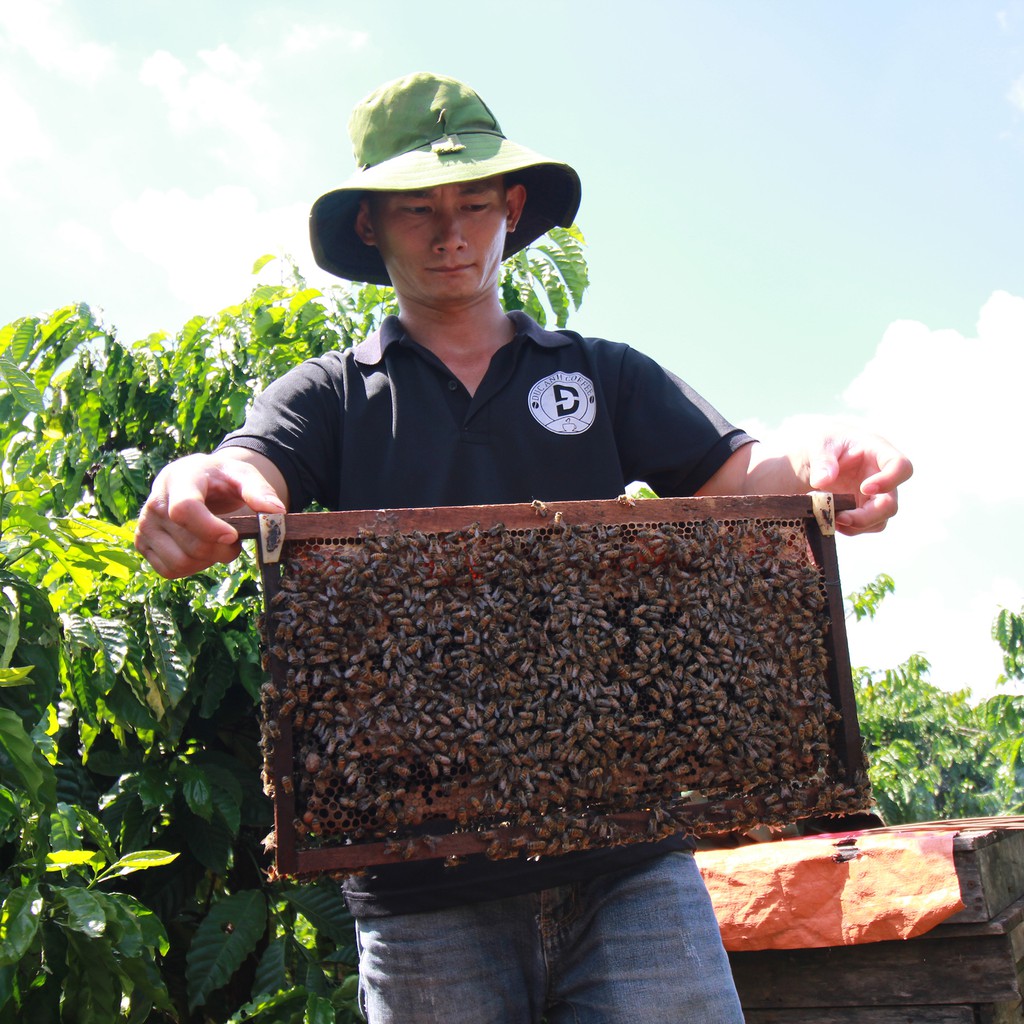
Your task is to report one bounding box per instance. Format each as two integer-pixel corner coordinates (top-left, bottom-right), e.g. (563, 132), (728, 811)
(0, 231), (586, 1024)
(850, 577), (1024, 825)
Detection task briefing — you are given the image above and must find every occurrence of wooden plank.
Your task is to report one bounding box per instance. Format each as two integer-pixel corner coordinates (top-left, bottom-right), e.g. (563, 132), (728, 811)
(806, 521), (866, 779)
(227, 493), (857, 541)
(829, 824), (1024, 926)
(935, 892), (1024, 942)
(730, 933), (1021, 1008)
(977, 1002), (1024, 1024)
(744, 1008), (977, 1023)
(944, 828), (1024, 924)
(745, 1006), (1024, 1024)
(286, 787), (837, 874)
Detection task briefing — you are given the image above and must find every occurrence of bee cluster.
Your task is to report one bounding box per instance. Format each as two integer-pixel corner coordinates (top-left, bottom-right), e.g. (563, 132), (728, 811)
(259, 515), (870, 868)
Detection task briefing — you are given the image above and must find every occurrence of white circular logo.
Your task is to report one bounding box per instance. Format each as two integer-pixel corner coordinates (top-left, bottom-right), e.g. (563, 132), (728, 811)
(528, 372), (597, 434)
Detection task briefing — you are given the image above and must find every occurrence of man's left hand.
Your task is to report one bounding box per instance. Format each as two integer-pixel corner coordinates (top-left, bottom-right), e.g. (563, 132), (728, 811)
(697, 429), (913, 536)
(806, 432), (913, 536)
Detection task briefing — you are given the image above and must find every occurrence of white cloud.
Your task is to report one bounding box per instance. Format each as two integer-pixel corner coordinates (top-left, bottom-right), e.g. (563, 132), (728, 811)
(996, 4), (1024, 33)
(0, 74), (52, 197)
(0, 0), (114, 84)
(110, 185), (334, 314)
(139, 45), (282, 177)
(842, 290), (1024, 509)
(846, 576), (1021, 699)
(1009, 74), (1024, 113)
(748, 291), (1024, 696)
(283, 24), (369, 55)
(138, 51), (189, 127)
(54, 220), (107, 266)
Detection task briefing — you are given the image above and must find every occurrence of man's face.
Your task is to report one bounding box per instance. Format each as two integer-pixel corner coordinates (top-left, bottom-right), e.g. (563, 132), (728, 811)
(354, 176), (526, 312)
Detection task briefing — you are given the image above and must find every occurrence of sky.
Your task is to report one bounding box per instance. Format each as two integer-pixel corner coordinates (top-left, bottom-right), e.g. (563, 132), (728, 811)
(1, 0), (1022, 699)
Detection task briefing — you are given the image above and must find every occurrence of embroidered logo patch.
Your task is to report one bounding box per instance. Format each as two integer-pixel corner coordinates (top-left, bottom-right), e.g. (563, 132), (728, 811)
(528, 372), (597, 434)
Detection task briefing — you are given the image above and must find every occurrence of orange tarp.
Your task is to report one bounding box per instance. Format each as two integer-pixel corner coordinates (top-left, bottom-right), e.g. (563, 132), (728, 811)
(696, 830), (964, 951)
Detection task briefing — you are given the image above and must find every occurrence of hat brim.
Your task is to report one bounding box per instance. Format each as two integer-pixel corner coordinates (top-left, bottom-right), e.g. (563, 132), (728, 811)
(309, 133), (581, 285)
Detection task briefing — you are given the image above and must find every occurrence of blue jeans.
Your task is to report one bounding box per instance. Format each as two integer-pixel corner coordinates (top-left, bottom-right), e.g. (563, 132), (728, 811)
(355, 851), (745, 1023)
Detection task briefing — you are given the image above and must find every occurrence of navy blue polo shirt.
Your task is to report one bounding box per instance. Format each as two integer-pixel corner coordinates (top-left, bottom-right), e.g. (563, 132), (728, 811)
(220, 310), (754, 916)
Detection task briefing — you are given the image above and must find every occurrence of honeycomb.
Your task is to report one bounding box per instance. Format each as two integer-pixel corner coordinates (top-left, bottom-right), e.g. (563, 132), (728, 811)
(253, 500), (870, 875)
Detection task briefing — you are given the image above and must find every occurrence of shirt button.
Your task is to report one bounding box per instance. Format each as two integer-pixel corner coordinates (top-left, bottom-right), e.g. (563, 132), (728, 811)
(447, 380), (458, 391)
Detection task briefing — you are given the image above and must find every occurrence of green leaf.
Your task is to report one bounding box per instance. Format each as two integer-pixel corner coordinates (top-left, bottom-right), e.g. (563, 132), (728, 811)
(97, 849), (179, 880)
(289, 288), (323, 312)
(75, 389), (104, 448)
(0, 571), (60, 668)
(60, 518), (141, 576)
(50, 803), (85, 853)
(180, 764), (214, 821)
(60, 887), (107, 938)
(847, 573), (895, 622)
(61, 613), (129, 714)
(994, 608), (1011, 647)
(0, 708), (56, 808)
(0, 786), (18, 833)
(250, 285), (284, 303)
(64, 931), (121, 1022)
(105, 792), (156, 857)
(0, 348), (44, 414)
(63, 803), (117, 862)
(252, 936), (288, 996)
(143, 598), (190, 714)
(186, 890), (267, 1011)
(136, 766), (173, 810)
(282, 883), (355, 945)
(252, 254), (278, 274)
(5, 318), (39, 363)
(0, 586), (20, 671)
(118, 954), (175, 1022)
(227, 988), (308, 1023)
(0, 667), (33, 686)
(177, 313), (209, 351)
(337, 971), (359, 1002)
(182, 809), (234, 873)
(542, 227), (589, 308)
(46, 850), (105, 872)
(0, 884), (43, 966)
(993, 607), (1024, 682)
(203, 763), (243, 834)
(304, 992), (335, 1024)
(91, 890), (168, 959)
(94, 616), (133, 673)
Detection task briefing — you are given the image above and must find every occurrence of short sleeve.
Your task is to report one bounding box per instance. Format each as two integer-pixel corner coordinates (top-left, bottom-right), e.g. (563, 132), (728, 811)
(612, 347), (754, 495)
(217, 355), (345, 512)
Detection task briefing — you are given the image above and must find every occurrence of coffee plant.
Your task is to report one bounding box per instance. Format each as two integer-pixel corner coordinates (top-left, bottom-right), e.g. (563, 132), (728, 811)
(0, 231), (587, 1023)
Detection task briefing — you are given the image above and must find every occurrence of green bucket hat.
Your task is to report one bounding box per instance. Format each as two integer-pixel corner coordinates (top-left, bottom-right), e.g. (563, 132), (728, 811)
(309, 72), (582, 285)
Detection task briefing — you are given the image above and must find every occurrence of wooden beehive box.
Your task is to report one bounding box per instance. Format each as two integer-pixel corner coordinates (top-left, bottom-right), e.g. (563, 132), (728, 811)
(231, 493), (870, 878)
(730, 822), (1024, 1023)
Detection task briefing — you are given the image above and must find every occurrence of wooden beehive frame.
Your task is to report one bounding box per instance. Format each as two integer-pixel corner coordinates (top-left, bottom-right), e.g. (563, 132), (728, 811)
(230, 493), (868, 878)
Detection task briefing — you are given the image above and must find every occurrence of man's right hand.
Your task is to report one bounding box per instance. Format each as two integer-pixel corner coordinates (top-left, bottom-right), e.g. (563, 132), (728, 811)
(134, 450), (288, 580)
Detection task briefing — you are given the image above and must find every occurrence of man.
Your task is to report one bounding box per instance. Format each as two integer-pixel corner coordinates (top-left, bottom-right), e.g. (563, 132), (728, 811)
(136, 73), (911, 1023)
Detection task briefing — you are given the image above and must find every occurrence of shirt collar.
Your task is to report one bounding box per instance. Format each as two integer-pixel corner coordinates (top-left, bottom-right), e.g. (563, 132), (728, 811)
(351, 310), (574, 366)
